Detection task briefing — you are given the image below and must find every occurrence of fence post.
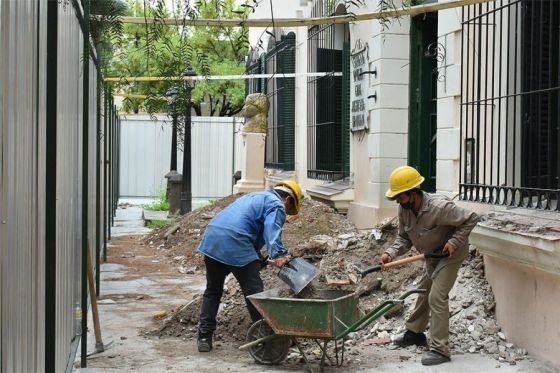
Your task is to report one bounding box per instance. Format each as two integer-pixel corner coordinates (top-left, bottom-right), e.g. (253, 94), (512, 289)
(80, 0), (90, 367)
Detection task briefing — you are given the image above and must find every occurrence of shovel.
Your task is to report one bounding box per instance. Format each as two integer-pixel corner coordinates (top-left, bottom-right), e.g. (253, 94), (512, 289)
(268, 257), (319, 295)
(360, 246), (449, 278)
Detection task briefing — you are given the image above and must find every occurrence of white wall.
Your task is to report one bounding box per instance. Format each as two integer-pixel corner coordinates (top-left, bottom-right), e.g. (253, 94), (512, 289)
(347, 2), (409, 227)
(120, 115), (241, 198)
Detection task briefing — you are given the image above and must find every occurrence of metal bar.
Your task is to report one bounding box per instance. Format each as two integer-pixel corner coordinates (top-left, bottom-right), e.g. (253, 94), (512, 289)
(95, 67), (101, 295)
(117, 113), (120, 208)
(469, 3), (475, 187)
(483, 1), (489, 191)
(490, 1), (496, 189)
(536, 0), (542, 188)
(112, 106), (117, 219)
(512, 0), (519, 187)
(504, 2), (510, 186)
(460, 5), (464, 187)
(475, 2), (482, 190)
(107, 97), (112, 240)
(547, 0), (553, 189)
(103, 86), (107, 262)
(497, 0), (503, 188)
(557, 0), (560, 197)
(45, 0), (58, 370)
(81, 0), (90, 366)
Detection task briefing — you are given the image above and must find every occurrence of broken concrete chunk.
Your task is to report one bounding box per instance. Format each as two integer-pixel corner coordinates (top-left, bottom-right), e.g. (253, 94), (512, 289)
(369, 229), (383, 241)
(338, 233), (355, 240)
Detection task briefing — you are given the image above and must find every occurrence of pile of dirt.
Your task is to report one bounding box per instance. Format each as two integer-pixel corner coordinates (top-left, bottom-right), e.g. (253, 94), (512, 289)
(143, 195), (356, 272)
(150, 197), (421, 343)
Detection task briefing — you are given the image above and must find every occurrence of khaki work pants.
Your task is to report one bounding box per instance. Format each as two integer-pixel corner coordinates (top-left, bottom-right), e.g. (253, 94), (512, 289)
(406, 254), (465, 357)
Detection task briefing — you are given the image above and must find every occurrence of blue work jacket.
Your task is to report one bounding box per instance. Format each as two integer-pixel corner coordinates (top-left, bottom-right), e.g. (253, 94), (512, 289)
(196, 189), (289, 267)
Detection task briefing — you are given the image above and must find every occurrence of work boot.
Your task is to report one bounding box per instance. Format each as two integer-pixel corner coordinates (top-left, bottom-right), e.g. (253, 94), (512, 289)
(421, 350), (451, 366)
(392, 330), (427, 347)
(197, 334), (213, 352)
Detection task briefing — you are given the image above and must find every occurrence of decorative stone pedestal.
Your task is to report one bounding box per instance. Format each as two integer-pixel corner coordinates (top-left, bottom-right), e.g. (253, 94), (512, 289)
(233, 132), (266, 193)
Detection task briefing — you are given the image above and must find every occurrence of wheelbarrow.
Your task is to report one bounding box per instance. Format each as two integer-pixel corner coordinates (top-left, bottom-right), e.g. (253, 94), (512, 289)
(239, 288), (426, 371)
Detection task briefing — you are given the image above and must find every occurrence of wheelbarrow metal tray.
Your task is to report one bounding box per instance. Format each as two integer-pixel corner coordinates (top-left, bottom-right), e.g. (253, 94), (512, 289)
(247, 289), (359, 338)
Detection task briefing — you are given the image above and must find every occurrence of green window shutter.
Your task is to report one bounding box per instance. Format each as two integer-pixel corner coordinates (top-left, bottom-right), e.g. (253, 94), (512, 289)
(278, 34), (296, 170)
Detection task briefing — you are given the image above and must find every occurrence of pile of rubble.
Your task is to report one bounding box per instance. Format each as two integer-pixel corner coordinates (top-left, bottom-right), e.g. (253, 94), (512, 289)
(347, 246), (530, 365)
(147, 195), (529, 365)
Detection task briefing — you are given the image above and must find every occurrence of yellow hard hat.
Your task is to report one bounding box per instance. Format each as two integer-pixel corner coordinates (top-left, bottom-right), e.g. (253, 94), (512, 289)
(385, 166), (425, 199)
(274, 180), (302, 215)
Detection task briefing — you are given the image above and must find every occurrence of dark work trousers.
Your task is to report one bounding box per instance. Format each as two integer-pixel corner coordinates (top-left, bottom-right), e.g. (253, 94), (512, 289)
(198, 255), (263, 337)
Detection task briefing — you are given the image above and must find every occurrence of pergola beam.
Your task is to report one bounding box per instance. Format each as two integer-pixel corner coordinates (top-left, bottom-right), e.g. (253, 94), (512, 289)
(110, 0), (491, 28)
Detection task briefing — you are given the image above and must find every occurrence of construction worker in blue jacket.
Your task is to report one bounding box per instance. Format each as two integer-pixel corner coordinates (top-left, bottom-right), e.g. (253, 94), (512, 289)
(196, 180), (303, 352)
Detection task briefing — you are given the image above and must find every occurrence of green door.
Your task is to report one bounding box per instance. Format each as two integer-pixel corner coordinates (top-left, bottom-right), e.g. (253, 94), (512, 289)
(408, 13), (438, 192)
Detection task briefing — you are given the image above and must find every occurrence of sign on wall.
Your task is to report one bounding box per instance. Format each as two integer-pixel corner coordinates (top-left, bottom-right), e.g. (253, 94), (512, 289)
(351, 40), (369, 132)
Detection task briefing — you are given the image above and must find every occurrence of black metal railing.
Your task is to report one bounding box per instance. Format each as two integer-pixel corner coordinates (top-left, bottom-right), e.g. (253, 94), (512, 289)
(460, 0), (560, 211)
(307, 1), (350, 182)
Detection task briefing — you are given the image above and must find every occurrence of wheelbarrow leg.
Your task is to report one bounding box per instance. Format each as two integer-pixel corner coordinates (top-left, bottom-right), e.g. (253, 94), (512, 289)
(293, 338), (315, 373)
(314, 339), (334, 367)
(333, 338), (346, 366)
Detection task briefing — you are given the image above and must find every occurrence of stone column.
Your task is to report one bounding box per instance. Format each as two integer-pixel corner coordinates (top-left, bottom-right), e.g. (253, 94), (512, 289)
(233, 132), (266, 193)
(234, 93), (268, 193)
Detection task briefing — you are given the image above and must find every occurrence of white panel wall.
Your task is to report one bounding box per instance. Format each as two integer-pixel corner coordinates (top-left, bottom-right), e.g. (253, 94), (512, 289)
(120, 115), (240, 198)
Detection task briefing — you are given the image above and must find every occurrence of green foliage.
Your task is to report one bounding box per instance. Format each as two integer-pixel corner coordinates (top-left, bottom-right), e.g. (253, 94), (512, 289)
(90, 0), (127, 74)
(145, 219), (171, 229)
(107, 0), (249, 117)
(143, 185), (169, 211)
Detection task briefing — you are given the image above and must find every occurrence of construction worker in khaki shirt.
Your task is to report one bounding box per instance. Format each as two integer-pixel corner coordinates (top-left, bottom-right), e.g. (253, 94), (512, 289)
(380, 166), (479, 366)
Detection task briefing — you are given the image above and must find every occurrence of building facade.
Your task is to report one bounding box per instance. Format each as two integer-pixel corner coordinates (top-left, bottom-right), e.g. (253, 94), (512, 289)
(246, 0), (559, 368)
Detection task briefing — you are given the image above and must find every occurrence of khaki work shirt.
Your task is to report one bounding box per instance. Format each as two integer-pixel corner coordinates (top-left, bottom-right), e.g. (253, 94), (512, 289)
(385, 192), (479, 263)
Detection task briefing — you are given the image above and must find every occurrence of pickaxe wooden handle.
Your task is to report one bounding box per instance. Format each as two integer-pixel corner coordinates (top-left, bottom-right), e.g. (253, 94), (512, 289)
(360, 246), (448, 278)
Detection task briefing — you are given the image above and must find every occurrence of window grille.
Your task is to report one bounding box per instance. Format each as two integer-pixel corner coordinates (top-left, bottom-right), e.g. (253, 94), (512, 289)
(460, 0), (559, 211)
(264, 33), (296, 171)
(307, 1), (350, 181)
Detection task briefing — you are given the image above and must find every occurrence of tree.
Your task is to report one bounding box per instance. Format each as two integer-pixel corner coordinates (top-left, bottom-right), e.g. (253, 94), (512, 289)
(107, 0), (248, 116)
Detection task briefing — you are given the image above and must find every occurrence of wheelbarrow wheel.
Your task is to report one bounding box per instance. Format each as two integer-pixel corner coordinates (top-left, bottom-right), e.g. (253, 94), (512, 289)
(246, 319), (290, 365)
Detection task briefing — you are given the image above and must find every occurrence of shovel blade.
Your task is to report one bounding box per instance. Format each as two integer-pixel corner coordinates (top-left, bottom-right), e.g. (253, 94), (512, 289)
(277, 257), (318, 294)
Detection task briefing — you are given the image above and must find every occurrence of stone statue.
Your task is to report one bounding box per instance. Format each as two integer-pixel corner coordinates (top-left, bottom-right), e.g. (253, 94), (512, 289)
(241, 93), (268, 133)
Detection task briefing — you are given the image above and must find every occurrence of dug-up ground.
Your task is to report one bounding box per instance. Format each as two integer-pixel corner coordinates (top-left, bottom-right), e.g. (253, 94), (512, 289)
(79, 196), (558, 372)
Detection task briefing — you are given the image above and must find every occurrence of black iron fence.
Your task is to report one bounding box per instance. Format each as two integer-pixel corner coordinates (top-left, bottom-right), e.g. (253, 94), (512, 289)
(307, 3), (350, 182)
(460, 0), (560, 211)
